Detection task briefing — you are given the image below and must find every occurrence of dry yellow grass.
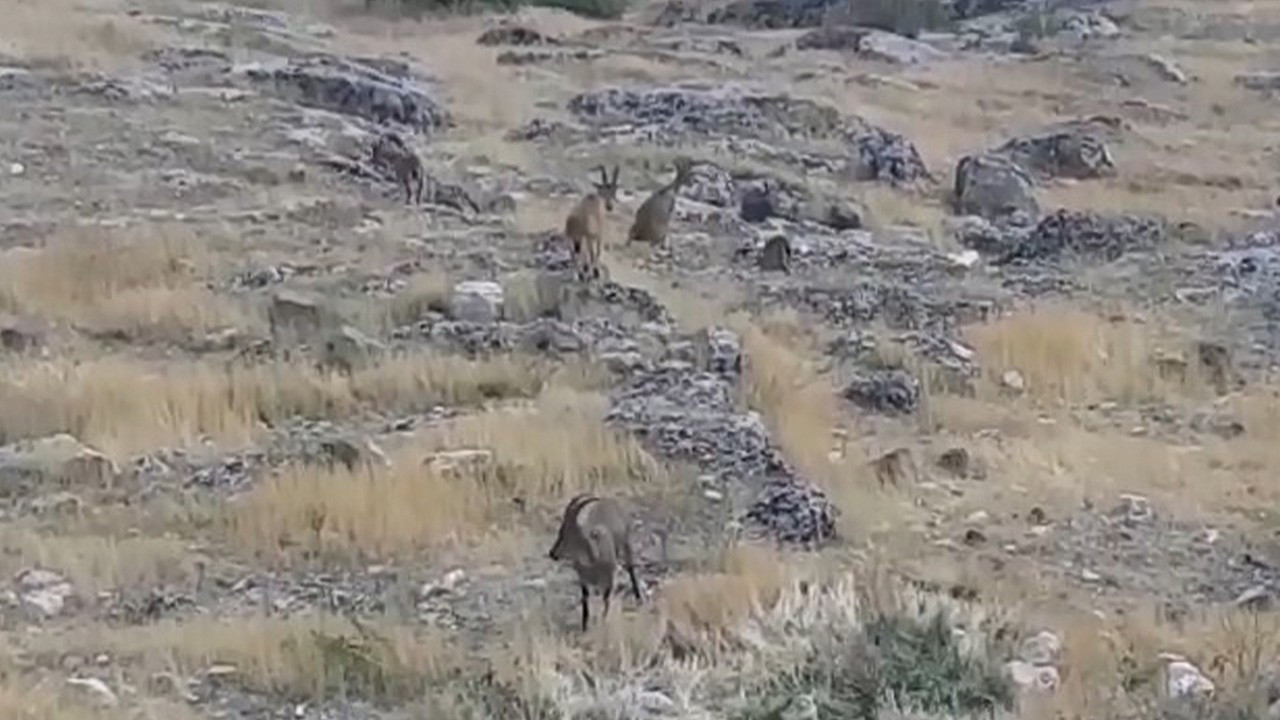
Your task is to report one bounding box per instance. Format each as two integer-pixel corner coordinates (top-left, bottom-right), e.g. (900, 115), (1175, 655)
(20, 614), (461, 702)
(229, 390), (664, 562)
(964, 305), (1204, 406)
(0, 224), (255, 343)
(0, 0), (159, 70)
(2, 531), (191, 595)
(0, 352), (545, 456)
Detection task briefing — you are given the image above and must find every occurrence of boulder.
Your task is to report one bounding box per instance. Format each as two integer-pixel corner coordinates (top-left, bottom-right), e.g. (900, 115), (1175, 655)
(319, 435), (390, 471)
(449, 281), (505, 323)
(844, 369), (919, 415)
(954, 154), (1038, 221)
(268, 290), (328, 337)
(241, 54), (450, 135)
(320, 325), (384, 373)
(15, 567), (75, 618)
(993, 121), (1117, 180)
(859, 30), (947, 64)
(0, 435), (118, 498)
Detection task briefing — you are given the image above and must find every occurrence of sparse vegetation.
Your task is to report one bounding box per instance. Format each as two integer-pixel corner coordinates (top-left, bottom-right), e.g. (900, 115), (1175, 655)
(827, 0), (954, 38)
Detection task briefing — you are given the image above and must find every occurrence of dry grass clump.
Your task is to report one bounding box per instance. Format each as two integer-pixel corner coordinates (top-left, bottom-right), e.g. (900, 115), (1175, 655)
(1, 531), (191, 595)
(229, 391), (664, 563)
(20, 615), (460, 703)
(0, 224), (254, 343)
(659, 545), (796, 660)
(0, 352), (545, 456)
(385, 271), (453, 328)
(1, 0), (158, 70)
(964, 306), (1204, 406)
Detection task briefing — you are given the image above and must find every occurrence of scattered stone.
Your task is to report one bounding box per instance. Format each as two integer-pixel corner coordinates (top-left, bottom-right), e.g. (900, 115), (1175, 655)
(15, 567), (74, 618)
(745, 478), (839, 545)
(870, 448), (916, 487)
(1059, 10), (1120, 41)
(844, 369), (919, 415)
(759, 235), (792, 273)
(953, 153), (1039, 221)
(419, 568), (466, 600)
(1000, 209), (1167, 264)
(449, 281), (505, 323)
(65, 677), (119, 708)
(476, 25), (557, 46)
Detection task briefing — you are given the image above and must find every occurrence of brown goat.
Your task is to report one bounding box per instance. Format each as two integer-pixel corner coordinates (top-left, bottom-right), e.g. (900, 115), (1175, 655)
(564, 165), (619, 281)
(371, 132), (425, 205)
(548, 493), (643, 631)
(627, 157), (693, 247)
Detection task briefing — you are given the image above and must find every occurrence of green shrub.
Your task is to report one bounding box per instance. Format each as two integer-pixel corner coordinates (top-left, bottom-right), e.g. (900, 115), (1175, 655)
(741, 610), (1015, 720)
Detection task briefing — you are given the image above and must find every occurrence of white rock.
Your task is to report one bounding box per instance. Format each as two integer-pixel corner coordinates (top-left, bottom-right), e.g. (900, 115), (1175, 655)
(948, 249), (981, 268)
(15, 567), (74, 617)
(1001, 369), (1026, 393)
(449, 281), (504, 323)
(1144, 53), (1188, 83)
(1019, 630), (1063, 666)
(1166, 660), (1214, 698)
(9, 162), (25, 176)
(636, 690), (676, 713)
(1006, 660), (1060, 693)
(703, 489), (724, 502)
(424, 448), (494, 477)
(65, 677), (119, 708)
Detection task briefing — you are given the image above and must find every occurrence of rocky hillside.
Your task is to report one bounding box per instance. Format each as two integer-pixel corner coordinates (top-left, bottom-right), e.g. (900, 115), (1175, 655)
(2, 0), (1280, 717)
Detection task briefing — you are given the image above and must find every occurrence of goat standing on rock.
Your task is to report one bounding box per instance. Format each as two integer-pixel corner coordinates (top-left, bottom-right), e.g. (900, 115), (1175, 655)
(564, 164), (619, 282)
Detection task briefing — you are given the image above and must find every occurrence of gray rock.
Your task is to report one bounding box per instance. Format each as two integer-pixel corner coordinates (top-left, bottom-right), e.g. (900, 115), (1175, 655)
(566, 85), (929, 184)
(745, 479), (839, 545)
(860, 29), (948, 64)
(954, 153), (1039, 221)
(1237, 72), (1280, 92)
(1018, 630), (1063, 666)
(0, 435), (119, 498)
(15, 567), (75, 618)
(268, 290), (327, 337)
(449, 281), (504, 323)
(0, 314), (44, 352)
(319, 435), (390, 471)
(1006, 660), (1060, 693)
(946, 214), (1011, 256)
(1144, 53), (1188, 84)
(993, 121), (1117, 181)
(844, 369), (919, 415)
(65, 677), (119, 708)
(760, 235), (793, 272)
(476, 25), (558, 46)
(1000, 209), (1167, 264)
(241, 54), (450, 135)
(696, 327), (743, 376)
(1060, 10), (1119, 41)
(320, 325), (384, 372)
(705, 0), (843, 28)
